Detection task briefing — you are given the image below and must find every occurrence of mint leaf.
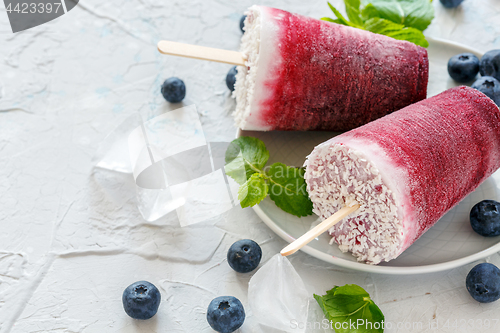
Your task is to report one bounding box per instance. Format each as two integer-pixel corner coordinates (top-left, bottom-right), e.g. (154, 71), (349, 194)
(363, 17), (428, 47)
(399, 0), (434, 31)
(238, 173), (268, 208)
(224, 137), (313, 217)
(323, 2), (361, 28)
(360, 3), (381, 21)
(224, 153), (247, 185)
(345, 0), (364, 27)
(361, 0), (434, 31)
(267, 163), (313, 217)
(321, 16), (346, 25)
(322, 0), (433, 47)
(361, 1), (406, 25)
(225, 137), (269, 185)
(314, 284), (385, 333)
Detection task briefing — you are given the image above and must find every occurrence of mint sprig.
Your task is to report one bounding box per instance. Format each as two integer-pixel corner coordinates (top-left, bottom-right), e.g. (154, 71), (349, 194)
(268, 163), (313, 217)
(322, 0), (434, 47)
(225, 136), (269, 184)
(224, 137), (313, 217)
(363, 17), (428, 47)
(238, 173), (268, 208)
(362, 0), (434, 31)
(314, 284), (385, 333)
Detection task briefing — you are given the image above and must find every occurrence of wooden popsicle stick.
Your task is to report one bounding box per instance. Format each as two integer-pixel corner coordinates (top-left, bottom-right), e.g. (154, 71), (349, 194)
(157, 41), (247, 66)
(280, 204), (360, 257)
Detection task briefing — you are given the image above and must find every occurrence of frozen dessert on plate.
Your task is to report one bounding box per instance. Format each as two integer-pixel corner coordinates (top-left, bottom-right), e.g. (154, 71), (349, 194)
(234, 5), (429, 131)
(304, 86), (500, 264)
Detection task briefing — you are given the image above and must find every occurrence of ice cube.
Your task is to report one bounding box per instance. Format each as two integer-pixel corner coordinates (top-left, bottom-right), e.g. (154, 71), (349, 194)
(92, 108), (240, 224)
(248, 254), (309, 332)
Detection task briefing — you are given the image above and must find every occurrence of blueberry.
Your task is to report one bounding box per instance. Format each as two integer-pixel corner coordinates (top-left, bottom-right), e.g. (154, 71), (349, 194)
(227, 239), (262, 273)
(122, 281), (161, 320)
(471, 76), (500, 106)
(447, 53), (479, 83)
(439, 0), (464, 8)
(470, 200), (500, 237)
(207, 296), (245, 333)
(480, 49), (500, 81)
(161, 77), (186, 103)
(226, 66), (238, 92)
(466, 263), (500, 303)
(239, 15), (247, 33)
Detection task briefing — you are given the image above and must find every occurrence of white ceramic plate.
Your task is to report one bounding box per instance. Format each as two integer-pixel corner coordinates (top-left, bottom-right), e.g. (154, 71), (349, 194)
(239, 37), (500, 275)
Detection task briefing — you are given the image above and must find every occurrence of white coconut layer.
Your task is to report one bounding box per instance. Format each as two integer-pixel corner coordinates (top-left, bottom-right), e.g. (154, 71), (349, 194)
(233, 6), (276, 131)
(233, 6), (261, 130)
(304, 143), (403, 264)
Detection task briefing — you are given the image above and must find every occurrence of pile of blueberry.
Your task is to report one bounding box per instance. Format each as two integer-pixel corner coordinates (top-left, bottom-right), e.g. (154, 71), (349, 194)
(155, 18), (263, 331)
(448, 50), (500, 105)
(160, 15), (247, 103)
(466, 200), (500, 303)
(161, 66), (238, 102)
(121, 239), (261, 332)
(206, 239), (262, 333)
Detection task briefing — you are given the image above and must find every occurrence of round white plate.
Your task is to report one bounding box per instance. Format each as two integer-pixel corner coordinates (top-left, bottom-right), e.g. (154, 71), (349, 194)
(239, 37), (500, 275)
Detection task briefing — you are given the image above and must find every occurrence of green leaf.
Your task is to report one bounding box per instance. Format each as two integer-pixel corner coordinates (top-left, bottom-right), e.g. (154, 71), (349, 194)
(314, 284), (385, 333)
(223, 137), (315, 216)
(238, 173), (269, 208)
(401, 0), (434, 31)
(224, 153), (248, 185)
(323, 0), (432, 47)
(363, 17), (428, 47)
(360, 3), (381, 21)
(326, 1), (361, 28)
(225, 137), (269, 185)
(321, 17), (346, 25)
(344, 0), (364, 27)
(267, 163), (313, 217)
(360, 0), (434, 31)
(361, 1), (405, 24)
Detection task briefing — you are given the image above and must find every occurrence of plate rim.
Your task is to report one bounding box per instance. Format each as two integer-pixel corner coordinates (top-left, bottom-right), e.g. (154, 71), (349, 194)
(240, 37), (500, 275)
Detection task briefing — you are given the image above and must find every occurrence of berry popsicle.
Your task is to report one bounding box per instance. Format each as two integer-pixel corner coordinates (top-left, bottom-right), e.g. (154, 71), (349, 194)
(234, 6), (429, 131)
(304, 86), (500, 264)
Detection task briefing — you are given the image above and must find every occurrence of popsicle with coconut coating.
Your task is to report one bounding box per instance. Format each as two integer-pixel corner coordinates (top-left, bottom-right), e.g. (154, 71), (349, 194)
(234, 5), (429, 131)
(304, 86), (500, 264)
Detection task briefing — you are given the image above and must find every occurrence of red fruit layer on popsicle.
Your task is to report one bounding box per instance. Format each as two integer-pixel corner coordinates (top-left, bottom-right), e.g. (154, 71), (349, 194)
(305, 86), (500, 263)
(235, 6), (428, 132)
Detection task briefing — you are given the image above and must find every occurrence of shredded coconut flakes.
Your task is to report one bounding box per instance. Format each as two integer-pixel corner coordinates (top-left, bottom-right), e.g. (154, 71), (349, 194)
(233, 6), (261, 129)
(305, 143), (403, 264)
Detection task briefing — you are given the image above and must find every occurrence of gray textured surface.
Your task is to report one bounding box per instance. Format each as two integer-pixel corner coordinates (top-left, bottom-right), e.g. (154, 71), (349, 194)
(1, 0), (500, 332)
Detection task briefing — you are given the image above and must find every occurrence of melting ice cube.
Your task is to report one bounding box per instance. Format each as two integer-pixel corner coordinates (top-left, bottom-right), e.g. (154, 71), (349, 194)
(248, 254), (309, 332)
